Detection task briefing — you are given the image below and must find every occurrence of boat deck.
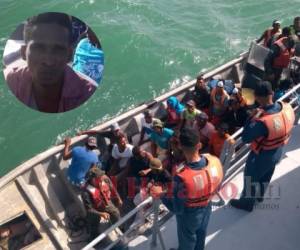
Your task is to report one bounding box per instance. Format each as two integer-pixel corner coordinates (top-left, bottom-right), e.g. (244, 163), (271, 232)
(128, 121), (300, 250)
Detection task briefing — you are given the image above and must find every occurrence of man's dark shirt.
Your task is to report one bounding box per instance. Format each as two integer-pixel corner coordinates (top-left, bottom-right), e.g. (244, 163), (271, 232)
(193, 86), (210, 109)
(127, 156), (150, 178)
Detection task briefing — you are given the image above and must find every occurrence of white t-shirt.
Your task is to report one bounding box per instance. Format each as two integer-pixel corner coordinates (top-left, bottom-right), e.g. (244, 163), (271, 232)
(112, 144), (133, 168)
(141, 116), (152, 140)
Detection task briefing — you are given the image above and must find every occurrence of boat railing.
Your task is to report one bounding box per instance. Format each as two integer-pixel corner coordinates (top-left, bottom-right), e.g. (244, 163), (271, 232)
(220, 82), (300, 186)
(82, 196), (166, 250)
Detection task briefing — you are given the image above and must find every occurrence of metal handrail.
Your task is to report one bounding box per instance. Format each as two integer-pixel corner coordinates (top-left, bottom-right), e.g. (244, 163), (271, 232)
(82, 196), (153, 250)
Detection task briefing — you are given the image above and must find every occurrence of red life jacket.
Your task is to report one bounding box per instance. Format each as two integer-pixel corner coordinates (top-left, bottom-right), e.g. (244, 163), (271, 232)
(250, 101), (295, 154)
(176, 154), (223, 208)
(272, 37), (294, 68)
(167, 106), (181, 125)
(86, 176), (111, 210)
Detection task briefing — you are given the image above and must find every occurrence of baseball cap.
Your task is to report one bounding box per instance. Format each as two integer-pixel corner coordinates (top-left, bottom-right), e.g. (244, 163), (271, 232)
(111, 122), (120, 131)
(254, 81), (273, 97)
(150, 158), (163, 170)
(217, 81), (224, 88)
(273, 20), (281, 25)
(152, 119), (164, 128)
(87, 136), (97, 147)
(186, 100), (196, 107)
(179, 128), (200, 148)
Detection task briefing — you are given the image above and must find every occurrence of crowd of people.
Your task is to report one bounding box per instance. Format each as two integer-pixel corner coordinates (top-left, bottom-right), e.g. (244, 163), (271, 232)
(61, 17), (299, 250)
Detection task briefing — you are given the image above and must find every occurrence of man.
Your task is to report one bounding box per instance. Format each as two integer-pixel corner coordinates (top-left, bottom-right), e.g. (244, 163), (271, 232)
(78, 122), (126, 166)
(264, 35), (295, 90)
(193, 75), (210, 112)
(210, 81), (230, 126)
(151, 128), (223, 250)
(289, 16), (300, 38)
(180, 99), (201, 129)
(149, 119), (174, 161)
(138, 109), (155, 145)
(82, 166), (122, 241)
(195, 112), (216, 148)
(63, 136), (98, 187)
(209, 122), (234, 158)
(127, 146), (153, 183)
(5, 12), (97, 113)
(230, 81), (295, 212)
(256, 20), (281, 48)
(110, 135), (133, 175)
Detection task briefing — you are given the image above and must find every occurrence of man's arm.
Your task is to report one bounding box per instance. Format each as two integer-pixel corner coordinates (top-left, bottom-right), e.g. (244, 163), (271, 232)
(77, 130), (98, 136)
(63, 137), (72, 160)
(264, 45), (280, 74)
(151, 142), (158, 157)
(81, 191), (110, 219)
(161, 175), (186, 215)
(256, 30), (267, 44)
(241, 120), (268, 143)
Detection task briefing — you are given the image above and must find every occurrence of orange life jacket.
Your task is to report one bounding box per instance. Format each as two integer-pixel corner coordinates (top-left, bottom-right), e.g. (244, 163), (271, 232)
(210, 88), (229, 111)
(273, 37), (294, 68)
(250, 102), (295, 154)
(176, 154), (223, 208)
(86, 176), (111, 209)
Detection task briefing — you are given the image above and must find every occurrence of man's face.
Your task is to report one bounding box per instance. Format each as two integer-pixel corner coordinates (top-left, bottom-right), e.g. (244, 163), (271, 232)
(187, 105), (195, 113)
(216, 86), (223, 95)
(153, 126), (162, 134)
(145, 115), (153, 124)
(118, 137), (126, 148)
(294, 18), (300, 31)
(196, 78), (205, 88)
(22, 23), (72, 86)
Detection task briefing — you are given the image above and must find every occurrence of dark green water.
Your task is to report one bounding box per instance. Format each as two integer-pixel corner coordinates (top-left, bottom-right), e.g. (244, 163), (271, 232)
(0, 0), (299, 176)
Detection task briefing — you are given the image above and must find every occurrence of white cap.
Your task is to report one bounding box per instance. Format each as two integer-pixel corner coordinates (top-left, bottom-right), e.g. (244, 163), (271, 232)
(217, 81), (224, 88)
(232, 88), (239, 94)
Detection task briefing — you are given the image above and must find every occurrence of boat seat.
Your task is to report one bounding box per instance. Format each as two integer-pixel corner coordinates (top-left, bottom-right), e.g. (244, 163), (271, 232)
(33, 164), (67, 228)
(57, 164), (87, 217)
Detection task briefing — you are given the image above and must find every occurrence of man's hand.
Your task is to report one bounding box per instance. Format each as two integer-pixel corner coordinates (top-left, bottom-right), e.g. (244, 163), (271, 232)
(150, 184), (164, 199)
(100, 212), (110, 220)
(77, 131), (83, 136)
(117, 198), (123, 208)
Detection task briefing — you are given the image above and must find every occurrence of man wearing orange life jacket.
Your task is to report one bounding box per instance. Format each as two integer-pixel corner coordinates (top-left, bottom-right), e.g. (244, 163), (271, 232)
(264, 35), (295, 89)
(230, 81), (295, 212)
(256, 20), (282, 48)
(151, 128), (223, 250)
(82, 165), (123, 240)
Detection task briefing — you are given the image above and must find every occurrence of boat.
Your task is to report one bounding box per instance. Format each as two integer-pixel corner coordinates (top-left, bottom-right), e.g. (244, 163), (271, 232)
(1, 42), (300, 250)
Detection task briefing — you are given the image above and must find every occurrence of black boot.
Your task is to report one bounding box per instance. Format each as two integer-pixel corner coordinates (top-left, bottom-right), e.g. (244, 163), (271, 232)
(229, 199), (254, 212)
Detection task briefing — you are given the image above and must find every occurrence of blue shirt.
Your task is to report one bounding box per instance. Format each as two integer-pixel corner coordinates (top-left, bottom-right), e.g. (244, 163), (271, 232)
(67, 146), (98, 184)
(72, 38), (104, 85)
(150, 128), (174, 149)
(162, 156), (208, 215)
(242, 102), (284, 163)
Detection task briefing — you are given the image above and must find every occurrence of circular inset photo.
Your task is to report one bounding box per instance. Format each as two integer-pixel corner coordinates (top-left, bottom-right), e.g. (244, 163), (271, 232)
(3, 12), (104, 113)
